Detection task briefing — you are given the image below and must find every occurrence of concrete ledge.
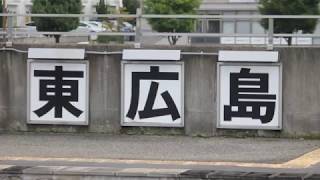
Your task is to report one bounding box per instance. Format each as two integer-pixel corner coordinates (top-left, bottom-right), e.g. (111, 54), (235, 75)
(0, 165), (319, 179)
(22, 166), (67, 175)
(54, 167), (120, 176)
(115, 168), (187, 178)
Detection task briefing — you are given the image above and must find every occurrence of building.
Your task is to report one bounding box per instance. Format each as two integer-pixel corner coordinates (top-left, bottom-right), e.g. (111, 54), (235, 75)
(193, 0), (318, 45)
(6, 0), (123, 27)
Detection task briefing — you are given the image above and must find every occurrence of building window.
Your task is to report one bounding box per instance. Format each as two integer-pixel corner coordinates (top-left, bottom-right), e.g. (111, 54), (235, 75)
(236, 21), (250, 34)
(221, 11), (266, 35)
(235, 11), (250, 34)
(7, 5), (17, 27)
(222, 12), (235, 34)
(223, 22), (235, 34)
(252, 21), (265, 34)
(208, 20), (220, 33)
(196, 20), (205, 33)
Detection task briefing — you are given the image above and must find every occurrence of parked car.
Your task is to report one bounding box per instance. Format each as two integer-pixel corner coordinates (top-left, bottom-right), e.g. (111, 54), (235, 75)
(88, 21), (103, 29)
(79, 21), (107, 32)
(25, 22), (37, 31)
(71, 23), (91, 34)
(25, 21), (91, 34)
(120, 22), (134, 32)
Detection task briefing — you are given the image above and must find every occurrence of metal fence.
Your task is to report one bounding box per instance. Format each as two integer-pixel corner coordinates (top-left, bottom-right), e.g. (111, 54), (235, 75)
(1, 12), (320, 48)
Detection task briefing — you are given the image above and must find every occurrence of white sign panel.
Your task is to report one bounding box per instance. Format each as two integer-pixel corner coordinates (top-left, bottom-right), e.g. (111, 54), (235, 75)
(28, 48), (85, 59)
(122, 62), (184, 127)
(122, 49), (181, 61)
(217, 63), (282, 130)
(28, 60), (89, 125)
(219, 51), (279, 62)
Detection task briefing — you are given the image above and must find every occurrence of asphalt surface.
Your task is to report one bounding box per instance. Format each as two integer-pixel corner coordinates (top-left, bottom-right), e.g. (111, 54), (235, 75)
(0, 133), (320, 179)
(0, 133), (319, 163)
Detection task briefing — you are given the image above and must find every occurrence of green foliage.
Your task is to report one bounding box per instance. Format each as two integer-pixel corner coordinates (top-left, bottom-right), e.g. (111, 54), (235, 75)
(259, 0), (320, 45)
(122, 0), (139, 25)
(123, 0), (139, 14)
(145, 0), (201, 45)
(96, 0), (108, 15)
(32, 0), (81, 43)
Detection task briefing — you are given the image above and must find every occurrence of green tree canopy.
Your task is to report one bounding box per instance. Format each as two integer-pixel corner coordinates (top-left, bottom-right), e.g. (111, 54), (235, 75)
(123, 0), (139, 25)
(123, 0), (139, 14)
(145, 0), (201, 45)
(259, 0), (320, 45)
(96, 0), (109, 15)
(32, 0), (82, 43)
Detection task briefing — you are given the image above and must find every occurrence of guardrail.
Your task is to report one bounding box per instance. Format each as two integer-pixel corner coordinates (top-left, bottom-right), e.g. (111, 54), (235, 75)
(1, 13), (320, 48)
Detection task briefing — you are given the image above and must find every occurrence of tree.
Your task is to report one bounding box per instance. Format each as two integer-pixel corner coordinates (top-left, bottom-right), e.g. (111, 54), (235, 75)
(123, 0), (139, 25)
(123, 0), (139, 14)
(259, 0), (320, 45)
(96, 0), (109, 16)
(145, 0), (201, 45)
(32, 0), (82, 43)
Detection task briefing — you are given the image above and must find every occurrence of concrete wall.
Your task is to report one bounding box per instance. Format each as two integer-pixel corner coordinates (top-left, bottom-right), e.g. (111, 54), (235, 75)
(0, 44), (320, 138)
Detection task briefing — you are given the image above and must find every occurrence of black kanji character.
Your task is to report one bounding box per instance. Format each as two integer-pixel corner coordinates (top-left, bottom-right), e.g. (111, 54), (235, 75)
(224, 68), (276, 124)
(34, 66), (84, 118)
(126, 66), (180, 121)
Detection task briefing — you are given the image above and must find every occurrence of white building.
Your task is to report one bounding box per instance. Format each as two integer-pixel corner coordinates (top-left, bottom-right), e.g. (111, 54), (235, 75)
(193, 0), (318, 45)
(193, 0), (266, 44)
(6, 0), (123, 27)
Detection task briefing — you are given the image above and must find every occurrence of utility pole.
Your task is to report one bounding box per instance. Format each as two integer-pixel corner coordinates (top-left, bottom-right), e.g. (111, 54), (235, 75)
(135, 0), (143, 47)
(140, 0), (143, 13)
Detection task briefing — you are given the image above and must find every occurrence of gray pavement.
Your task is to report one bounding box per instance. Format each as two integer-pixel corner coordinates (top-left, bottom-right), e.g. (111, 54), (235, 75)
(0, 133), (319, 163)
(0, 133), (320, 179)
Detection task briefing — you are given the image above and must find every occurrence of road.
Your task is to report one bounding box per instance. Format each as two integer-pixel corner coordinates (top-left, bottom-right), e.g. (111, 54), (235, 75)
(0, 133), (319, 179)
